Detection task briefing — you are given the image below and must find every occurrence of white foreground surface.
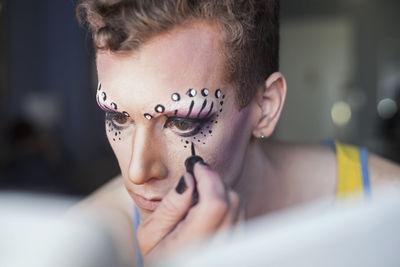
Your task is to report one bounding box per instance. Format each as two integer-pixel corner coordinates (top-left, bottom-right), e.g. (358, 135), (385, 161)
(0, 192), (121, 267)
(160, 187), (400, 267)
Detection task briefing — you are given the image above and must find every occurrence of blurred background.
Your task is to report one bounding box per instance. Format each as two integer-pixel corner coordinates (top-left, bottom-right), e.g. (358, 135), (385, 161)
(0, 0), (399, 197)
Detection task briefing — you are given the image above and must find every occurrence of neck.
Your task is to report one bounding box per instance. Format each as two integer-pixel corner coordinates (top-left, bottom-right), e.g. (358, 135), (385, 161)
(232, 140), (279, 219)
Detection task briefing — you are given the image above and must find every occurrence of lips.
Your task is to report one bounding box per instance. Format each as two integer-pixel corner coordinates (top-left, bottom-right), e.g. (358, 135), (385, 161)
(133, 193), (162, 211)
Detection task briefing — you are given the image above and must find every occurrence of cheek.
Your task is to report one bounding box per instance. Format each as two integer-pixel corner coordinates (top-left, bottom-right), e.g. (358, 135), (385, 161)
(105, 122), (132, 176)
(200, 106), (253, 184)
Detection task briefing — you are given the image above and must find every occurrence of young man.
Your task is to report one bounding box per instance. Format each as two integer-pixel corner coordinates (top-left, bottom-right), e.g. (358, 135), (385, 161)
(73, 0), (400, 265)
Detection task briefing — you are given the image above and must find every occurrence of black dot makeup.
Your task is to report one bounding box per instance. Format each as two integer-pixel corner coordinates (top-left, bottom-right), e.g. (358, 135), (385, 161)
(155, 104), (165, 113)
(201, 88), (209, 96)
(171, 93), (180, 101)
(111, 102), (117, 110)
(144, 113), (153, 120)
(186, 88), (197, 97)
(215, 89), (221, 98)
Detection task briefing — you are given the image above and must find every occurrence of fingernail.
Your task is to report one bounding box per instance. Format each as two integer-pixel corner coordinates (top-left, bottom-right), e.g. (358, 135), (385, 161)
(184, 155), (204, 174)
(192, 187), (199, 206)
(199, 161), (210, 167)
(175, 175), (187, 194)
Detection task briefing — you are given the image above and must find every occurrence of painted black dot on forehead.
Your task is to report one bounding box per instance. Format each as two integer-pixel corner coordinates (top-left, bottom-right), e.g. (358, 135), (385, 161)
(144, 113), (153, 120)
(215, 89), (221, 98)
(201, 88), (209, 97)
(155, 104), (165, 113)
(171, 93), (180, 101)
(186, 88), (197, 97)
(101, 92), (107, 101)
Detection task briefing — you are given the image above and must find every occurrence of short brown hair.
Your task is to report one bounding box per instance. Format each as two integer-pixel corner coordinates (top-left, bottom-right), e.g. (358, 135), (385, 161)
(77, 0), (280, 108)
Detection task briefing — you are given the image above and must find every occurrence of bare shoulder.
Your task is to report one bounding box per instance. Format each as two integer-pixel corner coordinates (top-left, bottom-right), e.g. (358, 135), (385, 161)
(263, 141), (337, 201)
(70, 175), (132, 216)
(67, 175), (136, 266)
(369, 153), (400, 188)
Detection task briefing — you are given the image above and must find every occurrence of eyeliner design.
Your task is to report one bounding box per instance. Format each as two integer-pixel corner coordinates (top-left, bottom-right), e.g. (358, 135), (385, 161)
(96, 85), (127, 142)
(197, 99), (207, 118)
(186, 100), (195, 118)
(96, 94), (114, 113)
(205, 101), (214, 118)
(140, 88), (224, 149)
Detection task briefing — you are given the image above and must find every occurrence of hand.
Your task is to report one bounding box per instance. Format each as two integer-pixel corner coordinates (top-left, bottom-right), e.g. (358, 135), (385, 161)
(136, 162), (244, 263)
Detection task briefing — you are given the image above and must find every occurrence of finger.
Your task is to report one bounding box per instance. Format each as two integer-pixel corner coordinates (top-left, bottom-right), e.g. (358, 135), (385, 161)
(175, 162), (230, 240)
(136, 173), (194, 255)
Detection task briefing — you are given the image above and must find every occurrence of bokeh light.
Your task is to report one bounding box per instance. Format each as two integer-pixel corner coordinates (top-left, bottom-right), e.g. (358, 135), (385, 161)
(331, 101), (352, 126)
(377, 98), (398, 119)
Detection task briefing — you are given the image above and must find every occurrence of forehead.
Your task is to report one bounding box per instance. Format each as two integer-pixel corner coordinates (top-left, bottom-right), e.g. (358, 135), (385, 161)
(96, 21), (226, 106)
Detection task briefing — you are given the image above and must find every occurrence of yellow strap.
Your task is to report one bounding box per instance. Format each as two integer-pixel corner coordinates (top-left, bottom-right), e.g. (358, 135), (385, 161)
(335, 141), (363, 198)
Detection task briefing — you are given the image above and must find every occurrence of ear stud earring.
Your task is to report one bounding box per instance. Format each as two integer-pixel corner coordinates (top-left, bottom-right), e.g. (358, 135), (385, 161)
(260, 133), (265, 139)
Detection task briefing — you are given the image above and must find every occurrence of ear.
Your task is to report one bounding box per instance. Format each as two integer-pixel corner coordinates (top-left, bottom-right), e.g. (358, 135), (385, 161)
(252, 72), (287, 139)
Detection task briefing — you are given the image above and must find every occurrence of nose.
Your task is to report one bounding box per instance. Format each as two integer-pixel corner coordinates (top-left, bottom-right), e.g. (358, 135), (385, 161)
(128, 126), (168, 185)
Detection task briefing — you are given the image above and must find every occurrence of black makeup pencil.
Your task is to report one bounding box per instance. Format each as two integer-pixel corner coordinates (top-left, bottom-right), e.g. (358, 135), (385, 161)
(184, 142), (202, 206)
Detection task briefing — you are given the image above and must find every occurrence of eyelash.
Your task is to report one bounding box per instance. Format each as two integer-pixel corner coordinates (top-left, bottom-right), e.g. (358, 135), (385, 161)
(105, 112), (129, 130)
(164, 114), (214, 137)
(104, 112), (215, 137)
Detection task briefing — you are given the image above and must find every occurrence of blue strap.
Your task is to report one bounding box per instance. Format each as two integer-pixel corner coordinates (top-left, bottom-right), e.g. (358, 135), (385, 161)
(359, 147), (371, 198)
(133, 205), (144, 267)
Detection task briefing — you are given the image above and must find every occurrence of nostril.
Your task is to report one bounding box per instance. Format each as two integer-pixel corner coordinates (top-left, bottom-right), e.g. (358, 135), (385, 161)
(128, 159), (168, 185)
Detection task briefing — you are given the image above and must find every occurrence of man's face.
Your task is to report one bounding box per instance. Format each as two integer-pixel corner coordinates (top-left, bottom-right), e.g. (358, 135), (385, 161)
(96, 21), (254, 219)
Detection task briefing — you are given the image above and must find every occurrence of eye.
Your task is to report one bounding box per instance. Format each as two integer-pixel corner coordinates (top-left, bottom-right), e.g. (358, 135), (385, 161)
(164, 117), (203, 137)
(114, 115), (128, 125)
(105, 112), (129, 130)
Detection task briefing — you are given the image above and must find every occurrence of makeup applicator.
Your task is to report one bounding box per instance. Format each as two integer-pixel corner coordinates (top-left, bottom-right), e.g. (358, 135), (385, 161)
(184, 142), (203, 205)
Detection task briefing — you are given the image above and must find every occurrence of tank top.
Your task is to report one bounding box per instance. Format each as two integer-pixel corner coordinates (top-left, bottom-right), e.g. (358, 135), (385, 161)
(133, 140), (371, 266)
(325, 140), (371, 199)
